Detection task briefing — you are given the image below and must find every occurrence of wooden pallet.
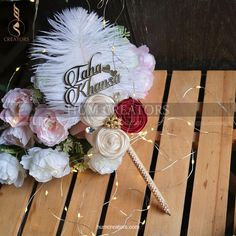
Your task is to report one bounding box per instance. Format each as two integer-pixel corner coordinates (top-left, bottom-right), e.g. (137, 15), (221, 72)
(0, 71), (235, 236)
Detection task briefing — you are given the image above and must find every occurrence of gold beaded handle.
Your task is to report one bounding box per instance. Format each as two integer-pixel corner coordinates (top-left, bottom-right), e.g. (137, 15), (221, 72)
(127, 146), (171, 215)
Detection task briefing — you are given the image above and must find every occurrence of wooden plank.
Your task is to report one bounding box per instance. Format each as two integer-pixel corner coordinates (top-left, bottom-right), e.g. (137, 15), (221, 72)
(188, 71), (235, 236)
(0, 178), (35, 236)
(22, 175), (73, 236)
(145, 71), (201, 235)
(61, 171), (111, 235)
(100, 71), (167, 235)
(156, 129), (236, 150)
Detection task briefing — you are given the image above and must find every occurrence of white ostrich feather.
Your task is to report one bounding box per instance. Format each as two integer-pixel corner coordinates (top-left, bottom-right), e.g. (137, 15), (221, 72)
(31, 8), (147, 117)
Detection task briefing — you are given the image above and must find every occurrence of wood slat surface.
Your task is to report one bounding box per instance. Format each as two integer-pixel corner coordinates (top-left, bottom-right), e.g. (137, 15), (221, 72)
(0, 178), (34, 236)
(61, 171), (111, 235)
(22, 175), (73, 236)
(144, 71), (201, 235)
(0, 70), (235, 236)
(188, 71), (236, 236)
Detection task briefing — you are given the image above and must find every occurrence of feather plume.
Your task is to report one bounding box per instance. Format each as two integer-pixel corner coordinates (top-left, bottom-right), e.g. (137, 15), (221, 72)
(31, 8), (154, 119)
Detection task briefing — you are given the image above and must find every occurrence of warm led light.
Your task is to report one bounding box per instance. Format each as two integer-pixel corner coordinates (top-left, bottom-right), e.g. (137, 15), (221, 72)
(11, 117), (19, 125)
(191, 158), (195, 165)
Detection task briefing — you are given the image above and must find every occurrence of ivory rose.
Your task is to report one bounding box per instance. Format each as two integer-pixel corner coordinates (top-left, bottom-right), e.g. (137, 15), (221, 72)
(0, 153), (26, 187)
(81, 94), (115, 129)
(0, 88), (33, 127)
(30, 106), (72, 146)
(86, 148), (123, 174)
(95, 128), (130, 158)
(21, 147), (70, 182)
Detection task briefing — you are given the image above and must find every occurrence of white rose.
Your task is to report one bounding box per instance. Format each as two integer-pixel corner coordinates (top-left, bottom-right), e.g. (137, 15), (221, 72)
(0, 126), (35, 148)
(86, 148), (123, 174)
(0, 153), (26, 187)
(81, 94), (115, 129)
(95, 128), (130, 158)
(20, 147), (70, 182)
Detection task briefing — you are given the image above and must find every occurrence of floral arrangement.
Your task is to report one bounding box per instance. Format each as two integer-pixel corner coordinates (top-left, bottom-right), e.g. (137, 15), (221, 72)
(0, 8), (155, 188)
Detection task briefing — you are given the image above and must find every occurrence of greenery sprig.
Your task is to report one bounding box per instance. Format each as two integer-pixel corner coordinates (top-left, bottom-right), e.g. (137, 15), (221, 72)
(59, 136), (92, 172)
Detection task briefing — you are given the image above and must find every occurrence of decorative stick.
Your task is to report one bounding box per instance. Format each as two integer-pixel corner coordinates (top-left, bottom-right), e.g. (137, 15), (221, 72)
(127, 146), (171, 216)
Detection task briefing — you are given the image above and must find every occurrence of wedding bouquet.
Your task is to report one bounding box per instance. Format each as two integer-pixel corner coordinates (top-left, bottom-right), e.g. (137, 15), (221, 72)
(0, 8), (155, 188)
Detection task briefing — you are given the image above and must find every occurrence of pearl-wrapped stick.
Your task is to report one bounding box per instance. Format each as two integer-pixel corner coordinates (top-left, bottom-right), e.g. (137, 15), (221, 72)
(127, 146), (171, 216)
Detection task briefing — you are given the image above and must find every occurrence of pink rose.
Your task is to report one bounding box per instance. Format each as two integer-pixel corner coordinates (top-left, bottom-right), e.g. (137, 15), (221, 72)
(134, 45), (156, 71)
(30, 106), (71, 146)
(0, 88), (33, 127)
(0, 126), (35, 148)
(133, 67), (154, 92)
(127, 67), (154, 98)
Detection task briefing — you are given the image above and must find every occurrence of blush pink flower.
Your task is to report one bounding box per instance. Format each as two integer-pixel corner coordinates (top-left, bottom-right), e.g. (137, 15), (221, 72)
(125, 45), (156, 98)
(0, 88), (33, 127)
(134, 45), (156, 71)
(30, 106), (72, 147)
(0, 126), (35, 148)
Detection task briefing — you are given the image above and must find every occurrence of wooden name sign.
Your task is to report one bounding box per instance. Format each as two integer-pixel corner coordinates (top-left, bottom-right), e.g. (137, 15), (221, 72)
(64, 53), (120, 108)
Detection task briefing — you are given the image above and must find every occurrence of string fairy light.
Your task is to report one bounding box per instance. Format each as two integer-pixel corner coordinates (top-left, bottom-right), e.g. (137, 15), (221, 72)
(182, 85), (236, 125)
(32, 0), (39, 39)
(24, 183), (45, 213)
(85, 0), (91, 13)
(104, 189), (152, 235)
(48, 208), (96, 235)
(151, 151), (196, 173)
(6, 1), (234, 233)
(45, 190), (49, 196)
(159, 153), (195, 190)
(6, 66), (21, 91)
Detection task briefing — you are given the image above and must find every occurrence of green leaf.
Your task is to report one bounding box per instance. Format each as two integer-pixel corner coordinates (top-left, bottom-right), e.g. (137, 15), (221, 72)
(59, 136), (92, 158)
(31, 88), (44, 104)
(72, 162), (89, 172)
(0, 145), (25, 158)
(0, 84), (7, 92)
(117, 25), (130, 38)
